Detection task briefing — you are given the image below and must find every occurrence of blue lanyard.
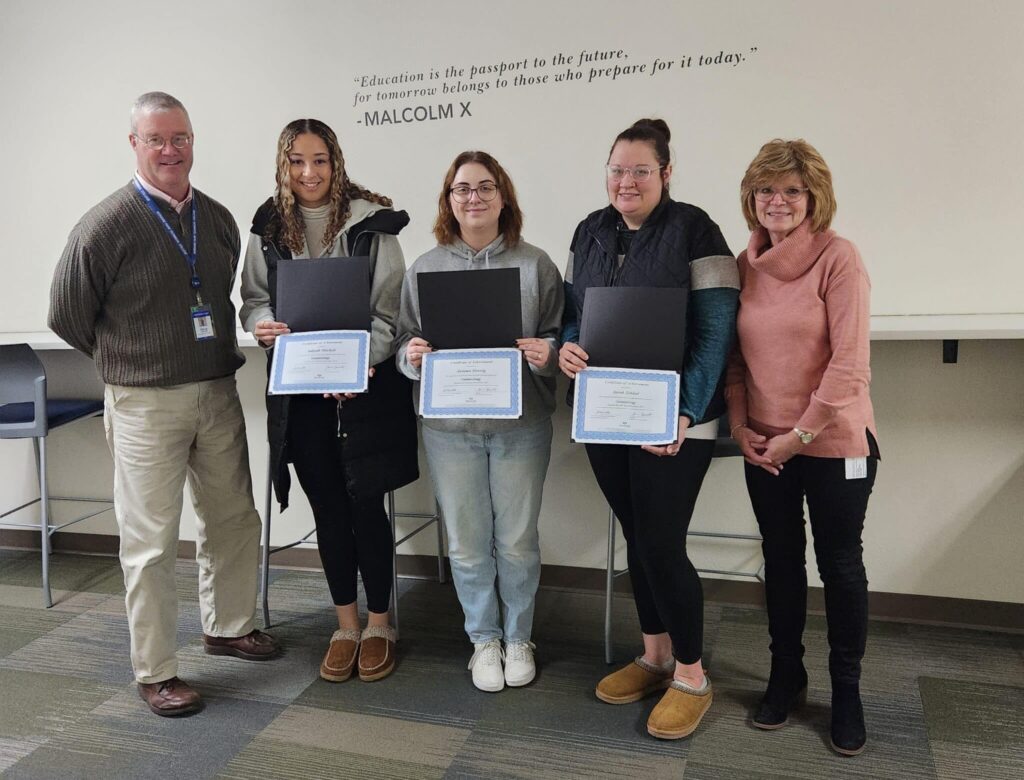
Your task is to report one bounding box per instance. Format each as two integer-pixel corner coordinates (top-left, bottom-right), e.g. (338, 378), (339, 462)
(133, 178), (201, 296)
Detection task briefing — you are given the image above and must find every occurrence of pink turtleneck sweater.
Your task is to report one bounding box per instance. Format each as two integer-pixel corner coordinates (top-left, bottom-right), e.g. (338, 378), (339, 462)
(725, 219), (877, 458)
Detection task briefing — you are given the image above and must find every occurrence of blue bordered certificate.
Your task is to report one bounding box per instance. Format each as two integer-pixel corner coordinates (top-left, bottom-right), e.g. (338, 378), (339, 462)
(571, 367), (680, 445)
(268, 330), (370, 395)
(420, 348), (523, 419)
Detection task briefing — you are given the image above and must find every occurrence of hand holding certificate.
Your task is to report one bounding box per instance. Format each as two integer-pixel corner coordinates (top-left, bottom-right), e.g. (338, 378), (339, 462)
(420, 348), (523, 419)
(268, 330), (370, 395)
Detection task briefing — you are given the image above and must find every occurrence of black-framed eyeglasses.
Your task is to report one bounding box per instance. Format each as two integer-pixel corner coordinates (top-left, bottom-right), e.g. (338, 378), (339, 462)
(450, 182), (499, 203)
(606, 164), (663, 182)
(134, 133), (192, 151)
(754, 186), (809, 203)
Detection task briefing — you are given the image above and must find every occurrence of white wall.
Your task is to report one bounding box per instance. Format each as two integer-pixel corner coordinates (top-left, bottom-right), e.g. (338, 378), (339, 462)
(3, 339), (1022, 604)
(2, 0), (1023, 326)
(1, 1), (1022, 604)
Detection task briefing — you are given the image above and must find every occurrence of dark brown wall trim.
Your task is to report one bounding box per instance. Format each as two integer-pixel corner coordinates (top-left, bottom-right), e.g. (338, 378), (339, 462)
(3, 530), (1021, 633)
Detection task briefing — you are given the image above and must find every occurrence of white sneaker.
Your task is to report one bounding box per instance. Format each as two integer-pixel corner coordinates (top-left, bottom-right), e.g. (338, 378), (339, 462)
(504, 640), (537, 687)
(468, 639), (505, 692)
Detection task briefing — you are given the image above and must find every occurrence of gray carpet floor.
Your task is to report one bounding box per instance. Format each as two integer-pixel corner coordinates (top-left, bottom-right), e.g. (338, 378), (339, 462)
(0, 549), (1021, 779)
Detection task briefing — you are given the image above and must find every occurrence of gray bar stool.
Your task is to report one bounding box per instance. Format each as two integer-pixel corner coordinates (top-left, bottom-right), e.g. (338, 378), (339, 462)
(0, 344), (114, 607)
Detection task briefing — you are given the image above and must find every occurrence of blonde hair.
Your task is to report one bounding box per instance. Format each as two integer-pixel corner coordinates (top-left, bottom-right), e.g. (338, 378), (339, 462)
(740, 139), (836, 233)
(270, 119), (392, 254)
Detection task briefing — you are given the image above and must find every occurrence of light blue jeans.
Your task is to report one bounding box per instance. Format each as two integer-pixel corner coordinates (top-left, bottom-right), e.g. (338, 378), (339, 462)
(422, 419), (553, 644)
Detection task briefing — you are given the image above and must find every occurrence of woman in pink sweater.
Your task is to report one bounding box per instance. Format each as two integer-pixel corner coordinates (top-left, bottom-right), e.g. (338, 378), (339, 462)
(726, 139), (879, 757)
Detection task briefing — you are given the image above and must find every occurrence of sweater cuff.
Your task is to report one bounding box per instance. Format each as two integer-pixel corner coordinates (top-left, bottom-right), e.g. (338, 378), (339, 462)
(795, 393), (841, 436)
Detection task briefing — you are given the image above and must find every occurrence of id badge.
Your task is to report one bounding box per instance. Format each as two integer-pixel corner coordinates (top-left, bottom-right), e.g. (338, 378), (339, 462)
(190, 304), (216, 341)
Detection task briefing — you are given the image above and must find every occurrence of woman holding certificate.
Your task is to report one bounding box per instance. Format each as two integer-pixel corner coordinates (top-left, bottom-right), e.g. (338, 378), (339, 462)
(725, 139), (878, 756)
(558, 119), (739, 739)
(240, 119), (417, 684)
(396, 151), (563, 693)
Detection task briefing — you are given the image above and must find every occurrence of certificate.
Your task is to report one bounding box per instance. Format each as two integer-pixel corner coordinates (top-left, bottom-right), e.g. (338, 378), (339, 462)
(419, 348), (523, 419)
(268, 330), (370, 395)
(571, 367), (680, 445)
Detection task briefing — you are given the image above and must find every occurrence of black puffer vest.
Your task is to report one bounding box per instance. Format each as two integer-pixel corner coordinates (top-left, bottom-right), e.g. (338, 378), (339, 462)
(251, 199), (418, 508)
(568, 198), (732, 422)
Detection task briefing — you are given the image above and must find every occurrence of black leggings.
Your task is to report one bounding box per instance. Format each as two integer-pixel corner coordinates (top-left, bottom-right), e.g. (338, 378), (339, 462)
(287, 396), (393, 613)
(744, 455), (877, 684)
(586, 439), (714, 665)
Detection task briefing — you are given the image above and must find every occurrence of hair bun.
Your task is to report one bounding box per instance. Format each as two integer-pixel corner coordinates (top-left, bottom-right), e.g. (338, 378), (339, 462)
(632, 118), (671, 143)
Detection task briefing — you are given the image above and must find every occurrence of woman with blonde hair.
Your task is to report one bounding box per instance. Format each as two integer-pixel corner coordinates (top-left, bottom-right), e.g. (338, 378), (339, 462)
(726, 138), (879, 756)
(241, 118), (418, 684)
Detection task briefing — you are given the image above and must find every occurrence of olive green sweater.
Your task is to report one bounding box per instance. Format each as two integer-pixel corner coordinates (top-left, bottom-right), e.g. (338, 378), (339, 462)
(49, 182), (244, 386)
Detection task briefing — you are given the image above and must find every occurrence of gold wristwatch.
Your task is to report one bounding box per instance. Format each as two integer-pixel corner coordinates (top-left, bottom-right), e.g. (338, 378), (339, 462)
(793, 427), (814, 445)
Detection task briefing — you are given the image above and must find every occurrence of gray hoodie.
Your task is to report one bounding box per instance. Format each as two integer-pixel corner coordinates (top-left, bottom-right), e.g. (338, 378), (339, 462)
(395, 235), (563, 434)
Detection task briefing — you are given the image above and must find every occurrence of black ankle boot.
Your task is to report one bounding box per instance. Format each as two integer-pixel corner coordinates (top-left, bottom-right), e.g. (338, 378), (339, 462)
(752, 658), (808, 729)
(830, 681), (866, 755)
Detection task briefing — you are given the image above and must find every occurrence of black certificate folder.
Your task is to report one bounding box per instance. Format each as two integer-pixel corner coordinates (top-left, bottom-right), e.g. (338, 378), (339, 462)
(418, 267), (523, 349)
(276, 256), (371, 332)
(579, 286), (688, 371)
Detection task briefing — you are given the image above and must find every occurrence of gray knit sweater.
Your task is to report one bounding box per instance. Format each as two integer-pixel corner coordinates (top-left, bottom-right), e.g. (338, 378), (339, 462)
(49, 182), (244, 386)
(395, 236), (564, 434)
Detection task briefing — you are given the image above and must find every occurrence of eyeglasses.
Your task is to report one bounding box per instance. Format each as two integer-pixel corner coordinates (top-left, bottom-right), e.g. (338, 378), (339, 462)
(606, 165), (663, 182)
(134, 134), (193, 151)
(450, 183), (498, 203)
(753, 186), (809, 203)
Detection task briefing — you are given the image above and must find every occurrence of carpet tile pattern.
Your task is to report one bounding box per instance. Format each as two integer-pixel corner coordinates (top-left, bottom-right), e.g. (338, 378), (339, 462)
(0, 548), (1020, 779)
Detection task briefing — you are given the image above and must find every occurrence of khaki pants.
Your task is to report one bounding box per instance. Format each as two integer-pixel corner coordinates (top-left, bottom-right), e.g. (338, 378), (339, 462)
(103, 376), (260, 683)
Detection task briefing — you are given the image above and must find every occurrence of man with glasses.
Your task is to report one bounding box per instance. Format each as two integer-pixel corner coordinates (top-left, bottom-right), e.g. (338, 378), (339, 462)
(49, 91), (278, 718)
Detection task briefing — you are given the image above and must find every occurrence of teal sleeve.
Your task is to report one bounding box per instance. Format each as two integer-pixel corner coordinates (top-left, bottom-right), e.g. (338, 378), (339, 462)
(560, 280), (579, 344)
(679, 286), (738, 423)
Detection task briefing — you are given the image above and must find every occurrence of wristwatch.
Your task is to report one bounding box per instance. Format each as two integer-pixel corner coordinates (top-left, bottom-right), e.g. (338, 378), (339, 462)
(793, 427), (814, 445)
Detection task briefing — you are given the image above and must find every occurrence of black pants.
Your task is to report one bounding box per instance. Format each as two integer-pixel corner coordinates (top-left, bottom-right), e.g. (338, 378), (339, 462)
(586, 439), (715, 664)
(288, 396), (393, 613)
(744, 455), (877, 684)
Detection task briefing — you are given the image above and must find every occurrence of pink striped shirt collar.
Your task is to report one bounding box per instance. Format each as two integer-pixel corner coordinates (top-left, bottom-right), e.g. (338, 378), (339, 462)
(134, 172), (193, 215)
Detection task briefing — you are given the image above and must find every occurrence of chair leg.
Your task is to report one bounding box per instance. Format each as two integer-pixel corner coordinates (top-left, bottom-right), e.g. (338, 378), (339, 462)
(388, 490), (399, 639)
(35, 437), (53, 609)
(434, 499), (446, 584)
(604, 506), (616, 664)
(260, 454), (273, 629)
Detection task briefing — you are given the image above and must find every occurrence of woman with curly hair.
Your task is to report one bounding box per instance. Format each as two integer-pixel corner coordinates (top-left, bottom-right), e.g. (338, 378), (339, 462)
(241, 118), (418, 684)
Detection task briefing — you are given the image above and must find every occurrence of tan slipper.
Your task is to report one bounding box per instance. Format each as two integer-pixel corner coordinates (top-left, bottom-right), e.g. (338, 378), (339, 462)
(320, 628), (361, 682)
(358, 625), (396, 682)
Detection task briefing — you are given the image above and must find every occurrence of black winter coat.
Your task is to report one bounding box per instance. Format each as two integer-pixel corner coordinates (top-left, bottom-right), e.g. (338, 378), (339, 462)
(251, 199), (419, 508)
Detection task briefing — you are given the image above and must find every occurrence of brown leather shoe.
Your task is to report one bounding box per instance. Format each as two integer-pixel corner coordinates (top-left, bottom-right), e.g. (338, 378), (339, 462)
(647, 677), (713, 740)
(358, 625), (396, 681)
(596, 657), (674, 704)
(320, 628), (361, 682)
(137, 677), (202, 717)
(203, 629), (280, 660)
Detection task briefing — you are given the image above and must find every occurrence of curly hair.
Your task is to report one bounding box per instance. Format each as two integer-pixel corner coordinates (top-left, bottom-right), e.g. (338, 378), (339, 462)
(433, 150), (523, 247)
(269, 119), (392, 254)
(740, 139), (836, 233)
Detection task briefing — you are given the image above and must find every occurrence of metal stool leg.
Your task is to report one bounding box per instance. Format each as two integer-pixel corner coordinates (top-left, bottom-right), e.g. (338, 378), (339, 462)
(434, 499), (446, 584)
(604, 506), (615, 664)
(260, 454), (273, 628)
(388, 490), (399, 639)
(35, 436), (53, 608)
